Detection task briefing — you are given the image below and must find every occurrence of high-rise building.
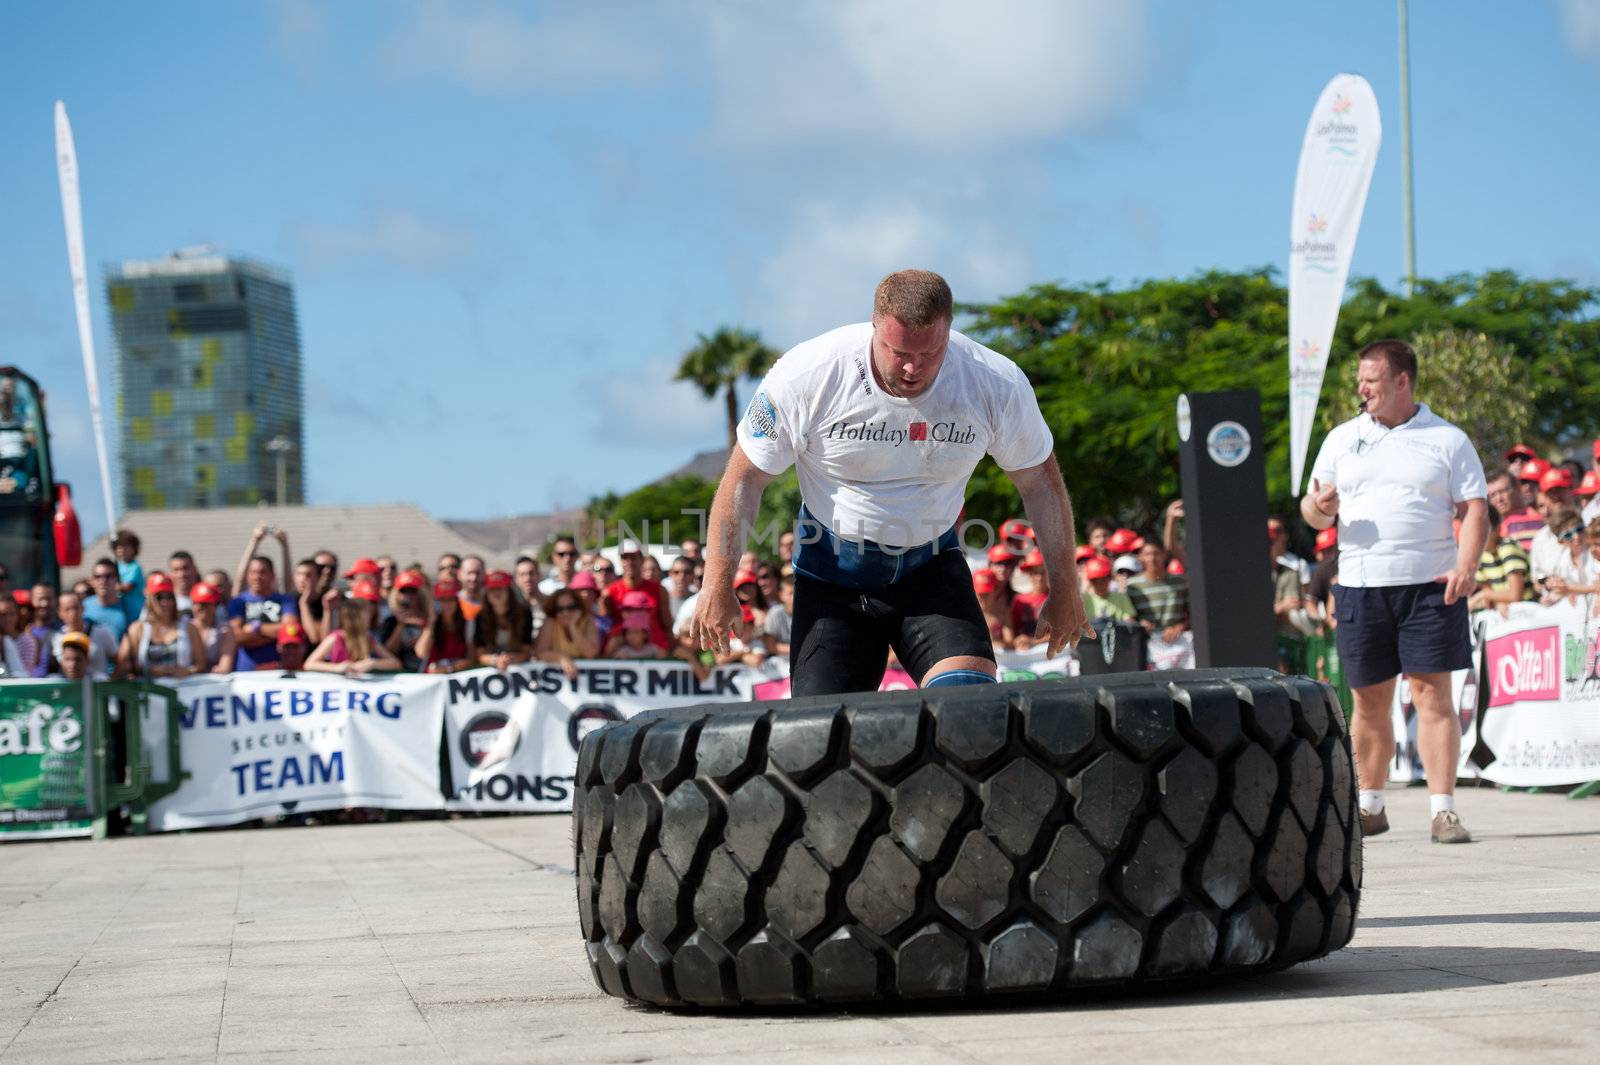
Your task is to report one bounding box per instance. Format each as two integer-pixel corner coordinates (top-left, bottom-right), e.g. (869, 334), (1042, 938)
(106, 249), (305, 510)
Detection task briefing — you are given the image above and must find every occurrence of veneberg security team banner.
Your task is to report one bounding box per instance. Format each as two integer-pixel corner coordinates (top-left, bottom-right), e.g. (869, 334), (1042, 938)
(1288, 74), (1381, 495)
(1477, 600), (1600, 786)
(147, 672), (446, 831)
(444, 661), (755, 813)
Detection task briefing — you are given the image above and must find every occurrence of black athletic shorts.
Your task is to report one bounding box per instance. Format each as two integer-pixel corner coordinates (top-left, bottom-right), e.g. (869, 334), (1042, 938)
(789, 547), (995, 697)
(1334, 581), (1472, 689)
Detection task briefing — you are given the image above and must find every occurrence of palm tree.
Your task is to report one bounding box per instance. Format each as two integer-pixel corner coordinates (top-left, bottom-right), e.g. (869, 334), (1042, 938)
(674, 326), (780, 455)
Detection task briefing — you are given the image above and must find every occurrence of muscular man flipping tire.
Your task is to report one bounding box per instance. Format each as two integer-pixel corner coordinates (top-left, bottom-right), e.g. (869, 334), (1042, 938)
(691, 269), (1092, 695)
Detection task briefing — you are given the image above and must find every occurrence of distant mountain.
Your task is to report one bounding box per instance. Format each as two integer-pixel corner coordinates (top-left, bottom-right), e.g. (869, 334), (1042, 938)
(445, 448), (729, 553)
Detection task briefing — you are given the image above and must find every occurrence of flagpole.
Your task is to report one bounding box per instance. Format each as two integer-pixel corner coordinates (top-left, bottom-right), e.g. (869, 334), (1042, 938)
(1398, 0), (1418, 297)
(55, 101), (118, 536)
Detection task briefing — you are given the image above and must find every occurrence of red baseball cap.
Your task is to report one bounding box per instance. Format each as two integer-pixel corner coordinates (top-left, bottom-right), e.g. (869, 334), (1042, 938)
(344, 557), (381, 579)
(621, 589), (653, 611)
(189, 581), (222, 605)
(1519, 457), (1551, 483)
(1579, 471), (1600, 497)
(1021, 547), (1045, 570)
(568, 571), (597, 591)
(1105, 528), (1141, 555)
(987, 544), (1019, 564)
(999, 518), (1034, 542)
(350, 578), (382, 603)
(11, 589), (30, 606)
(972, 569), (999, 594)
(1505, 443), (1537, 463)
(1075, 544), (1097, 563)
(276, 619), (307, 647)
(485, 570), (513, 590)
(1315, 526), (1338, 552)
(734, 570), (758, 588)
(145, 572), (174, 595)
(1083, 557), (1112, 581)
(1167, 559), (1186, 576)
(433, 579), (461, 600)
(1541, 467), (1574, 492)
(394, 570), (427, 591)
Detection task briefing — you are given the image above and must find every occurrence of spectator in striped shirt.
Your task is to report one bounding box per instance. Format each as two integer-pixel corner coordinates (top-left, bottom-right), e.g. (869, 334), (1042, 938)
(1489, 467), (1543, 553)
(1126, 539), (1189, 644)
(1470, 503), (1536, 615)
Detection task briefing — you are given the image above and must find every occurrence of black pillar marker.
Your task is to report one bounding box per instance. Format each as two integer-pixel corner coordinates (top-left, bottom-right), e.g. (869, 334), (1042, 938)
(1176, 389), (1278, 669)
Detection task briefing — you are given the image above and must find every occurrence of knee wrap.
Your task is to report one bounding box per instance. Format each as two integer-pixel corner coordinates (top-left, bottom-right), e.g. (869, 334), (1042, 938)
(923, 668), (997, 688)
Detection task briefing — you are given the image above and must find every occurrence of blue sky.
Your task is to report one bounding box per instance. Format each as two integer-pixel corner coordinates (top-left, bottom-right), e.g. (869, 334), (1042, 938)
(3, 1), (1598, 541)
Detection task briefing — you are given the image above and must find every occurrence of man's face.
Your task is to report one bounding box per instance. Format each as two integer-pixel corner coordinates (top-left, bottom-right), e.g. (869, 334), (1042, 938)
(31, 584), (55, 622)
(247, 560), (275, 596)
(1090, 575), (1113, 595)
(1539, 488), (1573, 518)
(1138, 542), (1167, 575)
(620, 552), (642, 580)
(314, 552), (338, 579)
(294, 562), (317, 595)
(870, 314), (950, 398)
(278, 643), (306, 671)
(668, 559), (693, 589)
(1487, 475), (1520, 517)
(90, 563), (119, 603)
(207, 571), (232, 600)
(551, 542), (578, 572)
(679, 540), (701, 560)
(168, 555), (199, 589)
(515, 560), (539, 598)
(778, 532), (795, 560)
(60, 647), (87, 681)
(460, 557), (485, 594)
(437, 555), (460, 580)
(58, 593), (83, 631)
(378, 557), (397, 589)
(1356, 357), (1411, 420)
(592, 559), (616, 589)
(1088, 527), (1109, 550)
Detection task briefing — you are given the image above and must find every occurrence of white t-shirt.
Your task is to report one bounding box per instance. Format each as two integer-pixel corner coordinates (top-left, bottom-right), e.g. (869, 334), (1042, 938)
(737, 323), (1053, 548)
(1583, 496), (1600, 525)
(1528, 526), (1565, 582)
(1309, 404), (1486, 588)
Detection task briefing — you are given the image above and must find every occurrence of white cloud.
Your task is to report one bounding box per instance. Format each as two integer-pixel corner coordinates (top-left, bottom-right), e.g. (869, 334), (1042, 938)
(752, 197), (1031, 344)
(1557, 0), (1600, 61)
(293, 209), (475, 272)
(584, 356), (726, 451)
(374, 1), (662, 95)
(699, 0), (1151, 150)
(271, 0), (331, 74)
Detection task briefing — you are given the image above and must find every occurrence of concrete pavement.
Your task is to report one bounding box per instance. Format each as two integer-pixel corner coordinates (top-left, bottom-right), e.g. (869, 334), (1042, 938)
(0, 786), (1596, 1064)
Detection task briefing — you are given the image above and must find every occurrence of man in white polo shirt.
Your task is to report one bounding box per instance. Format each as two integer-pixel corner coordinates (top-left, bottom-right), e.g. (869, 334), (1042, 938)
(1302, 339), (1488, 845)
(690, 269), (1092, 695)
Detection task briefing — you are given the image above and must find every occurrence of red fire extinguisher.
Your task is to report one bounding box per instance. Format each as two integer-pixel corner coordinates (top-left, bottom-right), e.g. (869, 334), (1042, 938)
(54, 483), (83, 567)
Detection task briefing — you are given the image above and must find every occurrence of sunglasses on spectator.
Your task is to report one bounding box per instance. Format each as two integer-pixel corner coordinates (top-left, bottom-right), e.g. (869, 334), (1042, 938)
(153, 593), (175, 601)
(1560, 528), (1581, 542)
(93, 571), (117, 581)
(553, 550), (576, 558)
(594, 566), (615, 575)
(555, 603), (582, 614)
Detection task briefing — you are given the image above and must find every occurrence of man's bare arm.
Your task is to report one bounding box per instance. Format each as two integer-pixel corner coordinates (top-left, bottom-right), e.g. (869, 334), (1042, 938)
(1006, 454), (1092, 657)
(691, 446), (777, 653)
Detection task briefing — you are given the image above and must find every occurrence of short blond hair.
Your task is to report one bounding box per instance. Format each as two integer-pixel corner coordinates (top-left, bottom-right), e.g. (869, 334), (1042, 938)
(874, 269), (953, 329)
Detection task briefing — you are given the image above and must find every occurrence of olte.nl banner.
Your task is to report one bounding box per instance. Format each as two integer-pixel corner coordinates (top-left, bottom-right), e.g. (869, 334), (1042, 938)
(1478, 599), (1600, 786)
(147, 672), (447, 831)
(443, 660), (756, 813)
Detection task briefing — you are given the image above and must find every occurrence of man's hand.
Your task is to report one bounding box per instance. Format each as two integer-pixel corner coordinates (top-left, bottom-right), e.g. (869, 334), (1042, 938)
(689, 588), (741, 655)
(251, 521), (268, 542)
(1437, 566), (1477, 606)
(1033, 582), (1094, 658)
(1162, 622), (1188, 644)
(1165, 499), (1185, 522)
(1310, 478), (1339, 517)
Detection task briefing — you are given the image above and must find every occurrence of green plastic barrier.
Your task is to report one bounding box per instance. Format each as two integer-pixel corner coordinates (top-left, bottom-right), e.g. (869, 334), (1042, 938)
(0, 678), (188, 841)
(1303, 632), (1352, 721)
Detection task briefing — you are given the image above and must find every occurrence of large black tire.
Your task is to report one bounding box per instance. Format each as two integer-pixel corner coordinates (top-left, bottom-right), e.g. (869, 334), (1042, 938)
(573, 668), (1359, 1007)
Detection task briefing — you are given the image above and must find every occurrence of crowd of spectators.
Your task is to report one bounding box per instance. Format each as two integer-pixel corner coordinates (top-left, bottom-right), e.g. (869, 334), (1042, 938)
(11, 438), (1598, 685)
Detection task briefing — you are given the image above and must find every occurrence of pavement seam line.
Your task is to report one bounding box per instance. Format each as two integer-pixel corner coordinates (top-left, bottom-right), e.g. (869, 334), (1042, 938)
(332, 838), (451, 1064)
(0, 851), (152, 1058)
(215, 836), (245, 1063)
(442, 821), (576, 877)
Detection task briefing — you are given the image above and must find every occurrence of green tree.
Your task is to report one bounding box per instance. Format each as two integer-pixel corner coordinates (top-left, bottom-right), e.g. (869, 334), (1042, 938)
(960, 269), (1598, 535)
(675, 326), (780, 454)
(586, 476), (716, 547)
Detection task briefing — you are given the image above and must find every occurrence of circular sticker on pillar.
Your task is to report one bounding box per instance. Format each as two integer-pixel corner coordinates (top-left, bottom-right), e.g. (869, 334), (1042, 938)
(1176, 395), (1192, 442)
(1206, 421), (1251, 468)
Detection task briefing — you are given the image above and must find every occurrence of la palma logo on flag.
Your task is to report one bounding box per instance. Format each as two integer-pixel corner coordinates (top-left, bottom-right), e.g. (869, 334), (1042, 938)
(909, 421), (928, 441)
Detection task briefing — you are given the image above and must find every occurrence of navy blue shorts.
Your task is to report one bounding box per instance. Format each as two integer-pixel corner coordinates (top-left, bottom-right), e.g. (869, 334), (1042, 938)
(1333, 582), (1471, 689)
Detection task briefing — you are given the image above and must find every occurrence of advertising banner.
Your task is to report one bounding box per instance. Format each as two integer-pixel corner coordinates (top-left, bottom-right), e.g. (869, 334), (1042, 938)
(147, 672), (447, 831)
(1287, 73), (1381, 495)
(0, 679), (94, 840)
(1476, 600), (1600, 786)
(442, 660), (756, 813)
(1388, 656), (1479, 783)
